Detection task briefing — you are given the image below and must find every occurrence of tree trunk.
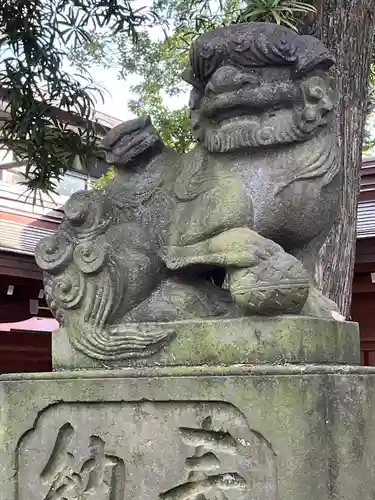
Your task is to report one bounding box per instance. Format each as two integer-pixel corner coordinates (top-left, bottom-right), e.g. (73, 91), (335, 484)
(314, 0), (375, 317)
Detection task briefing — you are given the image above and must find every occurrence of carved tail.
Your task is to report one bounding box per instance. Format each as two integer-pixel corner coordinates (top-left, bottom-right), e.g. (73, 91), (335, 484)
(35, 189), (173, 361)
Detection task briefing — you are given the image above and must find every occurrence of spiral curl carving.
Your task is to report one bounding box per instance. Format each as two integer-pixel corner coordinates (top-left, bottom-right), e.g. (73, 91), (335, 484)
(69, 322), (175, 361)
(189, 23), (334, 83)
(64, 190), (113, 238)
(35, 233), (73, 273)
(231, 34), (295, 68)
(296, 76), (334, 134)
(51, 265), (85, 309)
(73, 239), (107, 274)
(64, 190), (91, 223)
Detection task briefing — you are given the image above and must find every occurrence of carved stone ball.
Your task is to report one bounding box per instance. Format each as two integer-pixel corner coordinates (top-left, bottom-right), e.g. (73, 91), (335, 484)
(228, 253), (310, 315)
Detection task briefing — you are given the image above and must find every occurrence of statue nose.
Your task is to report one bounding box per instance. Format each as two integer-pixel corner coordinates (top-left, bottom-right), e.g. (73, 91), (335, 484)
(205, 65), (259, 95)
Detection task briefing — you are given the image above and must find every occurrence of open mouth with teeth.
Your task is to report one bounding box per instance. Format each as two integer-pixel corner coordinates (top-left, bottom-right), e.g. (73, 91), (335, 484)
(203, 106), (261, 124)
(200, 82), (301, 121)
(97, 127), (161, 167)
(115, 130), (157, 156)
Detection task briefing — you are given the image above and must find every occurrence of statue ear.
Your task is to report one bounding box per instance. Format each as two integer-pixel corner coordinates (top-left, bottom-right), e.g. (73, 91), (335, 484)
(298, 75), (335, 132)
(301, 75), (333, 104)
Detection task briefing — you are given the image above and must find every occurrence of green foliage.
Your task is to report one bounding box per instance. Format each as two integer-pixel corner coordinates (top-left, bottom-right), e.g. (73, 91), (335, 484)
(0, 0), (159, 192)
(129, 88), (195, 154)
(70, 0), (317, 160)
(93, 165), (115, 190)
(364, 63), (375, 155)
(238, 1), (316, 31)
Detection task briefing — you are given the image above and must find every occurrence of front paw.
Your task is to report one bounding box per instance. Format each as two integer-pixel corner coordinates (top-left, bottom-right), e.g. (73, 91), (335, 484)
(228, 252), (310, 315)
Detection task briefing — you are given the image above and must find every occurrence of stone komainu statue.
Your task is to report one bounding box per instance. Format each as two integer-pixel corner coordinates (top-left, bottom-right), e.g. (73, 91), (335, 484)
(36, 23), (342, 361)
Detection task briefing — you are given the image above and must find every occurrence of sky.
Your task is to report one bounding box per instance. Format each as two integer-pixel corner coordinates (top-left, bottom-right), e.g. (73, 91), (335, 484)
(89, 0), (151, 121)
(71, 30), (375, 158)
(84, 62), (190, 121)
(89, 63), (375, 157)
(89, 66), (135, 122)
(73, 4), (181, 123)
(64, 1), (191, 124)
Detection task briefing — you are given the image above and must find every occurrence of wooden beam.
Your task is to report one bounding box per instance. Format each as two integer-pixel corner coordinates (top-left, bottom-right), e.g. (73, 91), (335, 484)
(0, 251), (42, 279)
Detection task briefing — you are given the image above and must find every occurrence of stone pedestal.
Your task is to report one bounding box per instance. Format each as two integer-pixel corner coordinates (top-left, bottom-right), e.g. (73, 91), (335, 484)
(20, 20), (367, 500)
(2, 364), (375, 500)
(1, 317), (374, 500)
(53, 316), (360, 369)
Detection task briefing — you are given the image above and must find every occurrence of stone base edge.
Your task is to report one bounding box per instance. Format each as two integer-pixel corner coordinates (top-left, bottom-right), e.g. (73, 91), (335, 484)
(0, 363), (372, 381)
(53, 316), (360, 370)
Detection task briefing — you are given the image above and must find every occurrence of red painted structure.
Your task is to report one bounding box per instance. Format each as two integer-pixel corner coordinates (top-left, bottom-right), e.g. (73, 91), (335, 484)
(351, 156), (375, 365)
(0, 108), (121, 373)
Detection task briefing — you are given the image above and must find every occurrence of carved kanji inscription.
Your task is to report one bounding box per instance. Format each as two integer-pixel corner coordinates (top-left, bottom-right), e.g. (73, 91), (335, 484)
(16, 402), (278, 500)
(161, 417), (248, 500)
(39, 423), (125, 499)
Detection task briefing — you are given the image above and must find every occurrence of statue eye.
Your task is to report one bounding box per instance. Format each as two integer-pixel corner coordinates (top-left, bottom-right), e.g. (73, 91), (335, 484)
(242, 73), (260, 86)
(309, 86), (324, 100)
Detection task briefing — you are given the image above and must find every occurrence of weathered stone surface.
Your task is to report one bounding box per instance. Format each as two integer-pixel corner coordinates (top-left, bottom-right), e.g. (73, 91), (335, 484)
(2, 365), (375, 500)
(52, 316), (360, 370)
(34, 22), (345, 366)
